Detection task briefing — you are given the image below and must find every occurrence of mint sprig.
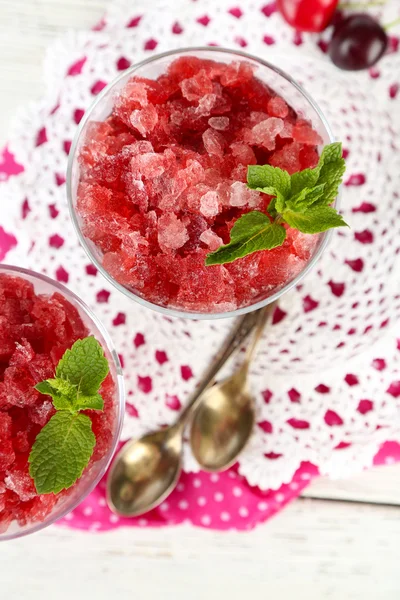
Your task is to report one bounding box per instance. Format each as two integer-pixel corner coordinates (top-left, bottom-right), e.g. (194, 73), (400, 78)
(28, 336), (109, 495)
(205, 142), (348, 266)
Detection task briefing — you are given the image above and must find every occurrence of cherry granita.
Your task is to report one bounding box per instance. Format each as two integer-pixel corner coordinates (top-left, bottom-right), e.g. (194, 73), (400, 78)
(77, 56), (323, 313)
(0, 273), (116, 533)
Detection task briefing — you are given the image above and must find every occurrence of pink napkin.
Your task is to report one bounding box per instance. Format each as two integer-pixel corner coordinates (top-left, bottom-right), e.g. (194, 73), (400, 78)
(60, 442), (400, 531)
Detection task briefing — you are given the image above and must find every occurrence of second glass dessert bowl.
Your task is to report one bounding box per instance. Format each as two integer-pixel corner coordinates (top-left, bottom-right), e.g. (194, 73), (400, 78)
(67, 47), (335, 320)
(0, 264), (124, 541)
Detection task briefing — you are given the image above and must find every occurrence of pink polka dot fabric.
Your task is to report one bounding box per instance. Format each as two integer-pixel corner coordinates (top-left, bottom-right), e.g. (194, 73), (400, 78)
(60, 446), (319, 531)
(60, 441), (400, 531)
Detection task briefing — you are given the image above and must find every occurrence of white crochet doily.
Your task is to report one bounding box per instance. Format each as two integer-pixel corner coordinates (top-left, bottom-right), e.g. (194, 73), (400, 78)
(1, 0), (400, 489)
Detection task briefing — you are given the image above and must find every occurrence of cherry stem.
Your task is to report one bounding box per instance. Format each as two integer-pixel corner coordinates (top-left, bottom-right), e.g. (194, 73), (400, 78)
(384, 17), (400, 31)
(338, 1), (386, 7)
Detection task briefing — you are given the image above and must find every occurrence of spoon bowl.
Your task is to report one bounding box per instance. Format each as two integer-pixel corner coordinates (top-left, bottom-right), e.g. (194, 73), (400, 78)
(190, 369), (255, 472)
(107, 424), (183, 517)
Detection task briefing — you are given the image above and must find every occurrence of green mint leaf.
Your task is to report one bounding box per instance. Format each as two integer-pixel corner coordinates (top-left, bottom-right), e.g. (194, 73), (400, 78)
(229, 211), (271, 237)
(262, 191), (286, 215)
(205, 211), (286, 265)
(320, 141), (343, 163)
(35, 381), (56, 396)
(56, 336), (109, 396)
(287, 183), (327, 212)
(283, 205), (349, 234)
(45, 378), (76, 396)
(247, 165), (291, 198)
(315, 142), (345, 205)
(28, 412), (95, 494)
(73, 393), (104, 412)
(267, 198), (278, 219)
(253, 186), (281, 197)
(290, 167), (320, 196)
(38, 378), (104, 412)
(297, 183), (327, 208)
(286, 187), (313, 210)
(274, 191), (286, 214)
(36, 378), (77, 411)
(51, 395), (75, 411)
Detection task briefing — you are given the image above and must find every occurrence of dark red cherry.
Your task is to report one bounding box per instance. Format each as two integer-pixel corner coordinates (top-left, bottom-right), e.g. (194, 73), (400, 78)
(329, 14), (388, 71)
(277, 0), (339, 33)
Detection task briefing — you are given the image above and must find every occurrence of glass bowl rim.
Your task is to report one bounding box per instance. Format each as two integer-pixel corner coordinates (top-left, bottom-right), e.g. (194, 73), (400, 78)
(67, 45), (337, 321)
(0, 263), (125, 541)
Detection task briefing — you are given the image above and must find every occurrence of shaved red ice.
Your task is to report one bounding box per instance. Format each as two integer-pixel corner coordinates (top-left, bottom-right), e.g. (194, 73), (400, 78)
(0, 273), (116, 533)
(77, 56), (322, 312)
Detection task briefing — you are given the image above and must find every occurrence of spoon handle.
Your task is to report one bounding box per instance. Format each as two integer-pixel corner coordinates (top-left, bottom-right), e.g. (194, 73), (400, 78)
(177, 305), (275, 426)
(242, 301), (277, 372)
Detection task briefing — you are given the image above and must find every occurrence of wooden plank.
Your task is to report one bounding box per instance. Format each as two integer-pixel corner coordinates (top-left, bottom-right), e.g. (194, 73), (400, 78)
(2, 500), (400, 599)
(302, 463), (400, 505)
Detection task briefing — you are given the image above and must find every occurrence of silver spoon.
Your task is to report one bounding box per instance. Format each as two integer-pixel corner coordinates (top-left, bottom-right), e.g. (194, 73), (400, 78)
(190, 304), (273, 472)
(107, 307), (271, 517)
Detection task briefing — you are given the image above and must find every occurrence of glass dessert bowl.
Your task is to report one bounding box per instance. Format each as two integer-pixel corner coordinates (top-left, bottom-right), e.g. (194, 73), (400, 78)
(0, 264), (124, 540)
(67, 47), (335, 319)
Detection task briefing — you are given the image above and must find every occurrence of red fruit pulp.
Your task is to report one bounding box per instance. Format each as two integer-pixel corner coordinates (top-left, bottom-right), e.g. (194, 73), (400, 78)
(277, 0), (339, 32)
(77, 56), (323, 313)
(0, 273), (116, 534)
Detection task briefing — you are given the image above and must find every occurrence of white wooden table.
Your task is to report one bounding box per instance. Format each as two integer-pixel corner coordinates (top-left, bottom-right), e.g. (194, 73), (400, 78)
(1, 2), (400, 598)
